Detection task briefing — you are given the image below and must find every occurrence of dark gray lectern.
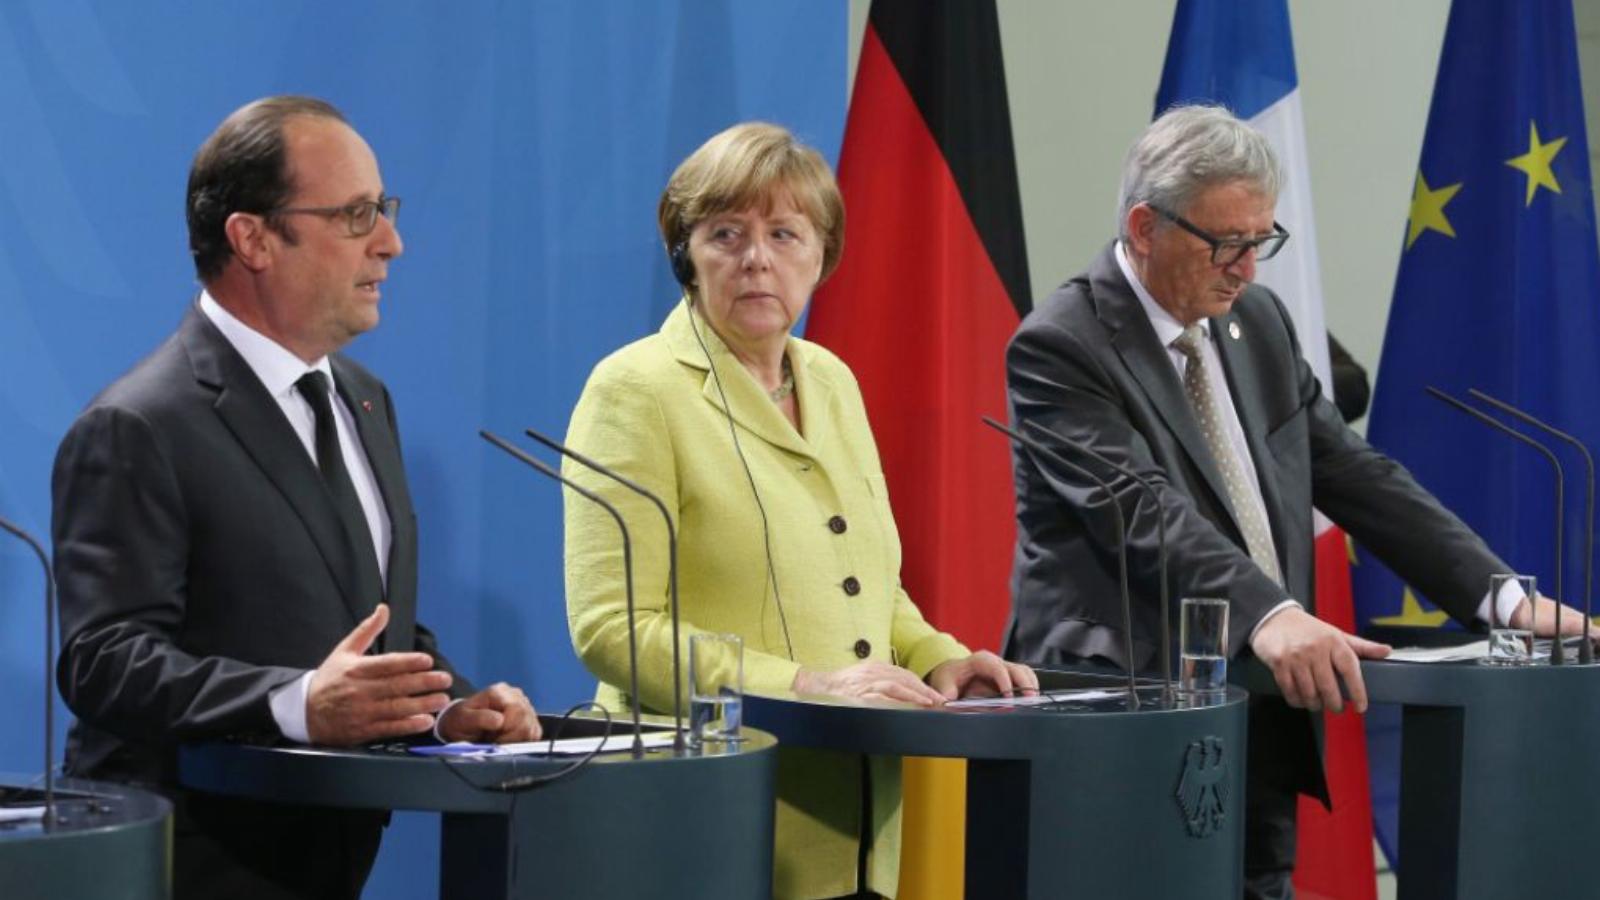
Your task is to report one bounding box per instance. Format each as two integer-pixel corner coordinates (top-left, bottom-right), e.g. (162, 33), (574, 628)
(179, 718), (777, 900)
(1367, 655), (1599, 900)
(1239, 638), (1600, 900)
(746, 672), (1247, 899)
(0, 775), (171, 900)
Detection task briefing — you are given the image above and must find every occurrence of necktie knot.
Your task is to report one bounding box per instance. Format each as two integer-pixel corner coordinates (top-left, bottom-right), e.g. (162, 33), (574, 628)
(297, 370), (332, 403)
(1172, 324), (1206, 360)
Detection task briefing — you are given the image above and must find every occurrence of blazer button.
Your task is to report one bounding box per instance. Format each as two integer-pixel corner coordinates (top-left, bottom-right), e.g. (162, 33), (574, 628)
(828, 515), (848, 534)
(842, 576), (861, 596)
(854, 639), (872, 659)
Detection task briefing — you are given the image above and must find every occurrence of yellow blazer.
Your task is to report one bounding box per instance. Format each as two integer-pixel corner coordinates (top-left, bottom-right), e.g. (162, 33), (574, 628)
(564, 301), (968, 899)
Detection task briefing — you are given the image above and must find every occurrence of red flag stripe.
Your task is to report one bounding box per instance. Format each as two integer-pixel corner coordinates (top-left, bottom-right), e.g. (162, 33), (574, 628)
(807, 22), (1019, 649)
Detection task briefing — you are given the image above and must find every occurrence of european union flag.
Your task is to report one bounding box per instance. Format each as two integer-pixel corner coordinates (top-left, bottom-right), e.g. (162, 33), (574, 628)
(1354, 0), (1600, 866)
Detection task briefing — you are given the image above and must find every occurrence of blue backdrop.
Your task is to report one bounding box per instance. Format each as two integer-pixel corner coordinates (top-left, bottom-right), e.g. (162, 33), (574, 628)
(0, 3), (845, 895)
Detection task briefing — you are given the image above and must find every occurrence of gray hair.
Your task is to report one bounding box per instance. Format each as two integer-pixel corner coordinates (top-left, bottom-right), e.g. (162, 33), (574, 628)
(1116, 105), (1281, 240)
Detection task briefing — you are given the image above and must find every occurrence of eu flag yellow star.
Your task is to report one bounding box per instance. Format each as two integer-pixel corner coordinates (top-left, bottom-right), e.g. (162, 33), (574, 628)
(1371, 587), (1451, 627)
(1505, 121), (1567, 206)
(1406, 171), (1463, 251)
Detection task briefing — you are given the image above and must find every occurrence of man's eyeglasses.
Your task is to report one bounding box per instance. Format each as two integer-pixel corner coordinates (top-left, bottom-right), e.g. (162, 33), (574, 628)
(1149, 204), (1288, 266)
(270, 196), (401, 237)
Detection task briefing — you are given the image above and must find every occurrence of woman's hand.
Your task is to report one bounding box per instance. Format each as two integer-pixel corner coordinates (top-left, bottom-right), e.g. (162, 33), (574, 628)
(792, 662), (948, 706)
(926, 651), (1040, 701)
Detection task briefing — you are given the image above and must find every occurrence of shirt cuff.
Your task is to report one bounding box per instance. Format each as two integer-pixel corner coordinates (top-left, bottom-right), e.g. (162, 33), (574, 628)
(267, 670), (316, 744)
(1247, 599), (1304, 645)
(1475, 578), (1530, 626)
(432, 698), (467, 742)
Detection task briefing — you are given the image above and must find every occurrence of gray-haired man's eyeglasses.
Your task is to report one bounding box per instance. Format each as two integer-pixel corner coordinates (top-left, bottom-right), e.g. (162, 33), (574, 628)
(1149, 204), (1288, 266)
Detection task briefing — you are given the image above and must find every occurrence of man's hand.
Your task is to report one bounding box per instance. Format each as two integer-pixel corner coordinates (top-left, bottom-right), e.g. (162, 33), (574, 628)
(926, 651), (1040, 701)
(1249, 607), (1391, 713)
(792, 662), (948, 706)
(305, 604), (453, 746)
(437, 683), (541, 743)
(1510, 594), (1593, 638)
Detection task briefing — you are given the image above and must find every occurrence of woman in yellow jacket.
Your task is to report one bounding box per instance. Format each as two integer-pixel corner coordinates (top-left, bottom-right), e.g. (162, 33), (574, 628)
(563, 122), (1036, 900)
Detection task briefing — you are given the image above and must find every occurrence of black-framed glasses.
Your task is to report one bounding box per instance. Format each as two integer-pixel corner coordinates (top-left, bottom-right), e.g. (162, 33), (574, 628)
(1150, 205), (1288, 266)
(270, 195), (401, 237)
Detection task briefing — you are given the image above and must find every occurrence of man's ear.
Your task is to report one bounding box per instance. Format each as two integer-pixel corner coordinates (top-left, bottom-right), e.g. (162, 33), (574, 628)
(224, 212), (273, 273)
(1125, 203), (1159, 257)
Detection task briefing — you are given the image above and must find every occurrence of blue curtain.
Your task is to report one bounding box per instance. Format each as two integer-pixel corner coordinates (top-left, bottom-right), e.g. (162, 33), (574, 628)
(0, 3), (844, 895)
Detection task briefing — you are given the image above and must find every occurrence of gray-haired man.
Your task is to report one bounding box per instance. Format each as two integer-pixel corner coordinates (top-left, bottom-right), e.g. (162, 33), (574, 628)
(1002, 105), (1581, 898)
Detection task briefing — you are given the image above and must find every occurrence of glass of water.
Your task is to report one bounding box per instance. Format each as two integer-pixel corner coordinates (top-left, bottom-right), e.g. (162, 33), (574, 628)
(688, 632), (744, 747)
(1484, 573), (1535, 666)
(1179, 597), (1229, 698)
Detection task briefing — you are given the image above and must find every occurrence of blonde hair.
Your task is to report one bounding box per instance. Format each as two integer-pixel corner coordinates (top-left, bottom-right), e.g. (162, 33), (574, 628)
(658, 122), (845, 284)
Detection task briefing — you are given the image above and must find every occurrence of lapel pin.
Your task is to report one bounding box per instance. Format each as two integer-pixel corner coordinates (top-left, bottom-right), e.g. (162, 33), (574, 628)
(361, 400), (373, 412)
(1228, 322), (1242, 340)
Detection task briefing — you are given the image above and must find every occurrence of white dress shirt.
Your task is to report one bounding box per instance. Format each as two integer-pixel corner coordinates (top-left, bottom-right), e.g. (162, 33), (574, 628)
(199, 291), (392, 742)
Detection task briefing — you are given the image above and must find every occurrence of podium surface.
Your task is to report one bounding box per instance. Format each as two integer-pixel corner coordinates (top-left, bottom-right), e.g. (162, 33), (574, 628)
(746, 672), (1247, 899)
(179, 718), (777, 900)
(0, 776), (171, 900)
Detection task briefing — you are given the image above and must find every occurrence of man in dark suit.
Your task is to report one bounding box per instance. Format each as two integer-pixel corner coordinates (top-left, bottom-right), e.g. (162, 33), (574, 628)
(53, 95), (540, 899)
(1002, 105), (1585, 900)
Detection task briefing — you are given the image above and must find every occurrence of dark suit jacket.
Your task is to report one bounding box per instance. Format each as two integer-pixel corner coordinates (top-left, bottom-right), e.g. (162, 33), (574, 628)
(1003, 243), (1505, 792)
(52, 303), (466, 892)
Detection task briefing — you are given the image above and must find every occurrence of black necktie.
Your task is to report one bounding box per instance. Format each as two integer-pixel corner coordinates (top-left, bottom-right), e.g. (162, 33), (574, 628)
(296, 371), (383, 604)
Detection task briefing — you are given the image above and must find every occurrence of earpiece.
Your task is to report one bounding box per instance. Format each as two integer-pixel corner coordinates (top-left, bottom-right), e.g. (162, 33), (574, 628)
(669, 241), (695, 288)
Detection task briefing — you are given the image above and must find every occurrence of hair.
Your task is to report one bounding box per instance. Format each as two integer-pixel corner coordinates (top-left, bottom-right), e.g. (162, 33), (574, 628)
(1116, 104), (1282, 241)
(186, 95), (348, 282)
(657, 121), (845, 288)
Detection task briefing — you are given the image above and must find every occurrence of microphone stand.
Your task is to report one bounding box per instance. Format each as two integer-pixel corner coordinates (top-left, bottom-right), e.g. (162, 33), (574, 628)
(480, 431), (646, 756)
(1021, 419), (1174, 704)
(524, 426), (685, 750)
(1466, 388), (1595, 664)
(0, 514), (56, 827)
(1427, 388), (1566, 663)
(982, 417), (1139, 708)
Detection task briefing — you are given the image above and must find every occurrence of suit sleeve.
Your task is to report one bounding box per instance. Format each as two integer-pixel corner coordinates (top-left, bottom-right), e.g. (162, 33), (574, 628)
(53, 405), (305, 742)
(563, 360), (804, 710)
(1007, 316), (1288, 657)
(1272, 303), (1506, 624)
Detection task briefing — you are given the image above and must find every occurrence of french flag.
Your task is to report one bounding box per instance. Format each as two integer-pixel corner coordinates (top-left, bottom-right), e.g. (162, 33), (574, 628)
(1156, 2), (1377, 898)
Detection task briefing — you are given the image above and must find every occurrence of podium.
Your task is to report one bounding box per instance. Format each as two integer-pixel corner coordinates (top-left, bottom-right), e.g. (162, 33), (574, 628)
(0, 776), (171, 900)
(745, 672), (1247, 899)
(1238, 638), (1600, 900)
(178, 717), (777, 899)
(1367, 653), (1600, 899)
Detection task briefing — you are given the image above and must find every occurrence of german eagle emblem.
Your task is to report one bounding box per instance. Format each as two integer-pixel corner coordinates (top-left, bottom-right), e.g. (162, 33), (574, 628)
(1176, 736), (1228, 838)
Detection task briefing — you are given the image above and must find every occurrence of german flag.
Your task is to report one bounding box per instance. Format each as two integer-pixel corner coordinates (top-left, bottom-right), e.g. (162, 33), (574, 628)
(804, 2), (1030, 896)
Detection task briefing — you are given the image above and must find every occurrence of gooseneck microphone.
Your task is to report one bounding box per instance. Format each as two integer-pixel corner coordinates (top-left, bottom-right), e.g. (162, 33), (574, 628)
(0, 513), (56, 826)
(480, 430), (646, 756)
(1465, 388), (1596, 664)
(524, 426), (685, 750)
(1427, 387), (1567, 664)
(1021, 419), (1174, 702)
(982, 417), (1139, 708)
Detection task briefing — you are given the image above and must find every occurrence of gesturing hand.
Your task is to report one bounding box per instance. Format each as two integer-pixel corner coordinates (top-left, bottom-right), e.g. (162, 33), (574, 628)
(1249, 607), (1390, 714)
(793, 662), (948, 706)
(438, 683), (541, 743)
(305, 604), (453, 746)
